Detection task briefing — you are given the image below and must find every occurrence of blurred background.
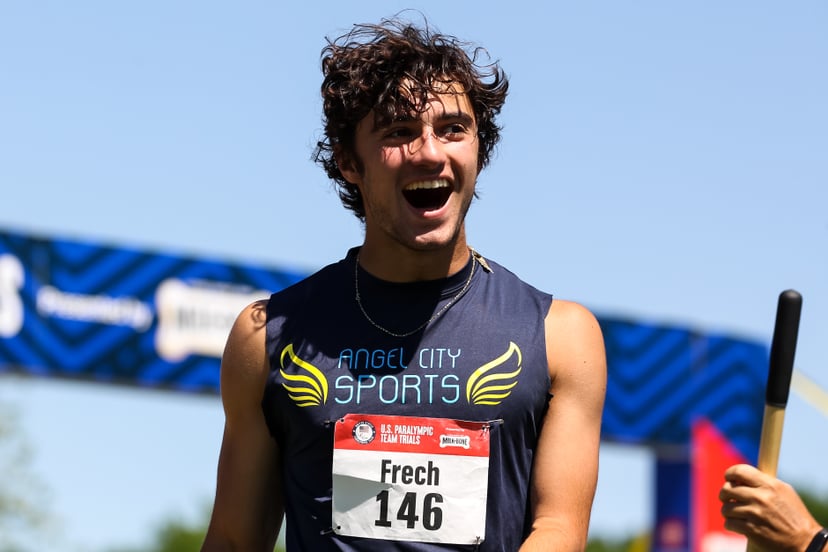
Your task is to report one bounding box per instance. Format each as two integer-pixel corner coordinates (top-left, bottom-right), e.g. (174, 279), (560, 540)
(1, 2), (826, 551)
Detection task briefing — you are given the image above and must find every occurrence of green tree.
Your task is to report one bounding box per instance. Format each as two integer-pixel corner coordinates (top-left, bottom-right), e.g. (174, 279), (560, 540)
(587, 532), (648, 552)
(107, 505), (286, 552)
(146, 517), (205, 552)
(107, 509), (207, 552)
(0, 398), (57, 551)
(796, 485), (828, 526)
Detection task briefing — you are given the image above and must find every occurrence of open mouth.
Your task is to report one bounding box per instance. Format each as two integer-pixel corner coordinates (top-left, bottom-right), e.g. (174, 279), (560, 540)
(402, 179), (452, 210)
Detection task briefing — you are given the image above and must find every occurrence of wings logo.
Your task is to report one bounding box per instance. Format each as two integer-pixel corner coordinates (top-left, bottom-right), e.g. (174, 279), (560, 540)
(466, 341), (523, 405)
(280, 344), (329, 407)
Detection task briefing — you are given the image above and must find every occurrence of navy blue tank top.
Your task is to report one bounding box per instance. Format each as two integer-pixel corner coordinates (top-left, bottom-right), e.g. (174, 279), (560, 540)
(263, 248), (553, 551)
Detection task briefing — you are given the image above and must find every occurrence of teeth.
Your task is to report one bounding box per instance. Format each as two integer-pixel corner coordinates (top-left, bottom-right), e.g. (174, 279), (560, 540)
(404, 179), (449, 191)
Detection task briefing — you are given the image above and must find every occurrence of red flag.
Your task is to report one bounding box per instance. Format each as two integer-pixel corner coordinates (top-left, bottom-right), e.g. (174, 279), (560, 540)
(691, 418), (748, 552)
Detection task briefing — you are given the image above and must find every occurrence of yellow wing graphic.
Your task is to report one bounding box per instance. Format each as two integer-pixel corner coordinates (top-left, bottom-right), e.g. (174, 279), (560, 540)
(280, 344), (328, 407)
(466, 341), (522, 405)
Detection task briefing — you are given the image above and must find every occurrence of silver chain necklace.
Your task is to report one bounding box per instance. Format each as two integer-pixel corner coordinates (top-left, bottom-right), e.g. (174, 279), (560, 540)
(354, 249), (481, 338)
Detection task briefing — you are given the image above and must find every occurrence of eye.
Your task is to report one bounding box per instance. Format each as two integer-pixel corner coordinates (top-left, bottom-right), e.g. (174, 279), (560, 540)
(382, 126), (415, 141)
(440, 122), (472, 141)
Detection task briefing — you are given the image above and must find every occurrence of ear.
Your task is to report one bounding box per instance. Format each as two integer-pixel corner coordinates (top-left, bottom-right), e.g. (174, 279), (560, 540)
(335, 146), (362, 186)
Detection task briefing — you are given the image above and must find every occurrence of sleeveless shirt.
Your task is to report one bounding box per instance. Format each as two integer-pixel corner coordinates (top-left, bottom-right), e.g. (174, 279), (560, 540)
(263, 248), (553, 551)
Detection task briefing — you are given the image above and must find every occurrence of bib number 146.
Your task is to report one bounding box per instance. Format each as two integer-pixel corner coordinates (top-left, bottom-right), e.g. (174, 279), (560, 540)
(375, 490), (443, 531)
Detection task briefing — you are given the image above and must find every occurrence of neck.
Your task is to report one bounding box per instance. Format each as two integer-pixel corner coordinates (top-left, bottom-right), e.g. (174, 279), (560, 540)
(357, 237), (471, 283)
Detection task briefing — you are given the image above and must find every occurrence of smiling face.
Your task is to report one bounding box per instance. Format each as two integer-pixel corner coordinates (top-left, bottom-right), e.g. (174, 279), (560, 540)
(338, 84), (480, 258)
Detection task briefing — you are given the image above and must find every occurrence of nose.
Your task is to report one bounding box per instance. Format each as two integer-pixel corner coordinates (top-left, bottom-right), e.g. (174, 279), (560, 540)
(407, 128), (446, 166)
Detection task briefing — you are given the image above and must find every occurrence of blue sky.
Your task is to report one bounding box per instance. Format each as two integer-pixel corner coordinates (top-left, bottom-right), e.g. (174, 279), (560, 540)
(1, 2), (827, 550)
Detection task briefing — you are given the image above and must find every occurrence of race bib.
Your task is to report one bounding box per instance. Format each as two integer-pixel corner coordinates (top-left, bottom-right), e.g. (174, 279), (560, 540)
(332, 413), (491, 545)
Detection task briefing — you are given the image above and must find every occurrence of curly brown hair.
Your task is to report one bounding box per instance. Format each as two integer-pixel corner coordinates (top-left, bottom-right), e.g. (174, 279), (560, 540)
(313, 16), (509, 220)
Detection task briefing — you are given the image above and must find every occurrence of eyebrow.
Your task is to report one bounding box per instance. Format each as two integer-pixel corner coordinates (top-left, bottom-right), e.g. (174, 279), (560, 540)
(437, 111), (475, 126)
(373, 110), (476, 131)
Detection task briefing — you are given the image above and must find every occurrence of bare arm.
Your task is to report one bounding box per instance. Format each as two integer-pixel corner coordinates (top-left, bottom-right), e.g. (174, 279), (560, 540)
(201, 300), (284, 552)
(720, 464), (823, 552)
(520, 299), (607, 552)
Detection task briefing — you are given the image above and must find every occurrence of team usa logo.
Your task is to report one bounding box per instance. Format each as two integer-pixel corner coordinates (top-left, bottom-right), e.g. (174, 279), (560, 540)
(279, 341), (523, 408)
(351, 420), (376, 444)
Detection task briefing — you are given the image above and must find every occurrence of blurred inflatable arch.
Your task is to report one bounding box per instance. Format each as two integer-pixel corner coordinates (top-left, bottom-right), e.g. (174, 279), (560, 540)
(0, 227), (777, 552)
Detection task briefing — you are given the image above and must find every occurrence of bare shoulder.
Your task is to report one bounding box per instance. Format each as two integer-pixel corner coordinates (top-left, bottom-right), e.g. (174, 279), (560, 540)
(545, 299), (604, 351)
(544, 299), (606, 389)
(545, 298), (600, 326)
(221, 299), (271, 412)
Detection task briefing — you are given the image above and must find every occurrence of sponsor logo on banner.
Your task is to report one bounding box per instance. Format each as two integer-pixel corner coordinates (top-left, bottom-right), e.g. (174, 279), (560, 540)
(0, 254), (24, 338)
(155, 278), (268, 361)
(37, 286), (153, 330)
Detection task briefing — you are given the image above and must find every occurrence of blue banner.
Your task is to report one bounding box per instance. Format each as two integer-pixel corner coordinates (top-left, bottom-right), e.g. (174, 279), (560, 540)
(0, 228), (304, 393)
(599, 317), (766, 461)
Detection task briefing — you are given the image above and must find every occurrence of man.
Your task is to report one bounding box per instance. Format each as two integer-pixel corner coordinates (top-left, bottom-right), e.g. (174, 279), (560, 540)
(202, 16), (606, 551)
(720, 464), (827, 552)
